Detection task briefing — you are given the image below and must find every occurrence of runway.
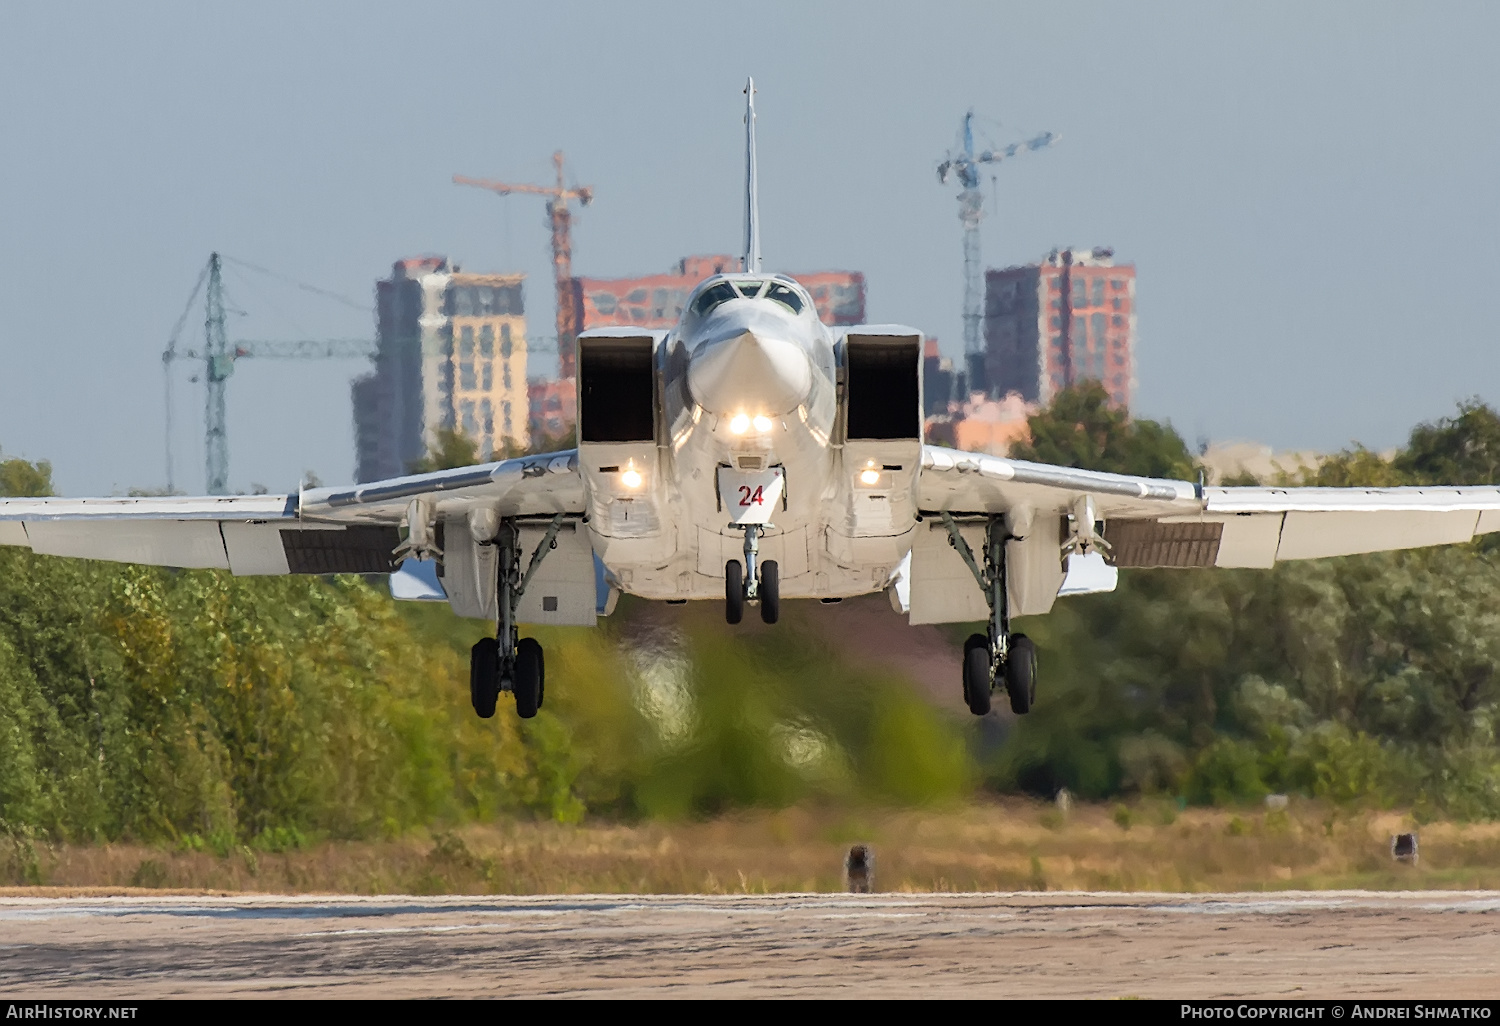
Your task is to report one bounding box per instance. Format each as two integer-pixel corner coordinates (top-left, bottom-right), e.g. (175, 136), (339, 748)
(1, 891), (1497, 998)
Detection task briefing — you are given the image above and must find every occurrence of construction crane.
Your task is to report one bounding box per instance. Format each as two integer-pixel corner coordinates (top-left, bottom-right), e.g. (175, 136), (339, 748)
(937, 112), (1056, 398)
(454, 151), (593, 378)
(163, 253), (376, 494)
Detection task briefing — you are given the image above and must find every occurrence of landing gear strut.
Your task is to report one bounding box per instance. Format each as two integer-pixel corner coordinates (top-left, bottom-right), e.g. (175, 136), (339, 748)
(943, 512), (1038, 716)
(725, 523), (779, 625)
(469, 515), (563, 720)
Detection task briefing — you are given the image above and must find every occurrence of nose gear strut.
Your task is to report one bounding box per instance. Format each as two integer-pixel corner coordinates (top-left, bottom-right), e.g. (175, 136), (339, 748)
(724, 522), (779, 625)
(941, 512), (1037, 716)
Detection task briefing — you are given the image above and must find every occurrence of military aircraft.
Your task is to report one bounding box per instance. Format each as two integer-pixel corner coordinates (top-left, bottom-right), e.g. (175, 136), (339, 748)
(6, 79), (1500, 721)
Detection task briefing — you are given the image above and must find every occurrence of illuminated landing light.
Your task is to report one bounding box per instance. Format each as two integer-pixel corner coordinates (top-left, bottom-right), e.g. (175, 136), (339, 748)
(859, 469), (881, 486)
(729, 414), (750, 435)
(752, 415), (774, 433)
(622, 460), (643, 489)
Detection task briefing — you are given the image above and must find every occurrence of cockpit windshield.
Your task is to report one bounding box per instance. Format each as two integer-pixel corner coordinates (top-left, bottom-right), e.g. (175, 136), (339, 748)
(690, 278), (806, 318)
(765, 283), (804, 314)
(691, 282), (739, 317)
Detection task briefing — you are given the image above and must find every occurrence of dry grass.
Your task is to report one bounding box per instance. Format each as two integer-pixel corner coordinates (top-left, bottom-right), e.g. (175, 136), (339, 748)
(5, 799), (1499, 896)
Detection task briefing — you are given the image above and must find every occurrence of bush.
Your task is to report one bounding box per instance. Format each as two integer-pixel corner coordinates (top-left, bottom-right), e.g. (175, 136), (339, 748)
(1185, 739), (1267, 806)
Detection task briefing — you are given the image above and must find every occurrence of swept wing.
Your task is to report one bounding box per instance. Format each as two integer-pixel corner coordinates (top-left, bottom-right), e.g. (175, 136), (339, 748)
(0, 452), (583, 575)
(919, 443), (1500, 567)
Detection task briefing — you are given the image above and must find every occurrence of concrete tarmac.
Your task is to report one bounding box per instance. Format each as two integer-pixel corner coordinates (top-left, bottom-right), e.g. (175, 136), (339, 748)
(1, 891), (1497, 999)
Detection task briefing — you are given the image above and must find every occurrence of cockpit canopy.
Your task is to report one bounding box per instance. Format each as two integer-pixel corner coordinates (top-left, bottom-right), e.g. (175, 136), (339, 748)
(689, 277), (808, 319)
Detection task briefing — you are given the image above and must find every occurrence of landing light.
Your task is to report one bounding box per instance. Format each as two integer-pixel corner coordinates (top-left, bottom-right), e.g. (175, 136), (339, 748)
(729, 414), (750, 435)
(859, 469), (881, 486)
(752, 415), (774, 433)
(621, 461), (643, 489)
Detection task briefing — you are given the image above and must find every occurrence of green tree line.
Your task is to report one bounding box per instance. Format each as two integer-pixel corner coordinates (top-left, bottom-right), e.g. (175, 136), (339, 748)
(2, 389), (1499, 849)
(0, 442), (969, 845)
(1004, 386), (1500, 818)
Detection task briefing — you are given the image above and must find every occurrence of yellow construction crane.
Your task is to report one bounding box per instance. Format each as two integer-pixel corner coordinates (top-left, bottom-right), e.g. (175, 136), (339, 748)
(454, 151), (593, 378)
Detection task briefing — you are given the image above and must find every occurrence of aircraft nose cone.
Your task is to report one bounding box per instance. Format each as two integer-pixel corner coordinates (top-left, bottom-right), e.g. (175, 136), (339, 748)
(687, 329), (812, 416)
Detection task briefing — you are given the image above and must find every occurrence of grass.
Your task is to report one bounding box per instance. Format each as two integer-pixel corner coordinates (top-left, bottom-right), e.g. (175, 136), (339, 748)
(4, 799), (1499, 896)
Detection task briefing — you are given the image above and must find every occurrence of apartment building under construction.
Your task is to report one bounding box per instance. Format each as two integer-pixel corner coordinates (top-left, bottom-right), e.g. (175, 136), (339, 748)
(352, 257), (529, 483)
(983, 247), (1136, 408)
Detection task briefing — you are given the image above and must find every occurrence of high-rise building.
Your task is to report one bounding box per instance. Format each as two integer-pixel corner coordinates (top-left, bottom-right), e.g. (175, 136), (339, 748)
(573, 254), (866, 332)
(983, 247), (1136, 408)
(352, 257), (529, 483)
(527, 377), (576, 445)
(922, 338), (955, 418)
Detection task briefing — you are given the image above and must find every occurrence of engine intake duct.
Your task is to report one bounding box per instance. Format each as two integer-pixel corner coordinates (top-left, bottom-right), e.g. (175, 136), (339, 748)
(844, 330), (921, 440)
(578, 333), (656, 443)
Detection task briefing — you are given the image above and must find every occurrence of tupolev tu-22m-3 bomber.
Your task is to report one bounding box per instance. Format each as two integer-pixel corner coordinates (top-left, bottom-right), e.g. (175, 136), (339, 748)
(8, 80), (1500, 722)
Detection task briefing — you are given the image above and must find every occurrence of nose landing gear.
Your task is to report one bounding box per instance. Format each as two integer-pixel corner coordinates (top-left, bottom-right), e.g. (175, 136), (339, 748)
(943, 512), (1040, 716)
(725, 523), (779, 625)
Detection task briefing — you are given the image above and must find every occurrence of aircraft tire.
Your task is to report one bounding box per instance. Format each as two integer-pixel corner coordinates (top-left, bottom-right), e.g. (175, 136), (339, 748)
(962, 633), (991, 716)
(470, 637), (500, 719)
(1005, 634), (1036, 715)
(759, 560), (779, 624)
(514, 637), (543, 719)
(725, 560), (745, 624)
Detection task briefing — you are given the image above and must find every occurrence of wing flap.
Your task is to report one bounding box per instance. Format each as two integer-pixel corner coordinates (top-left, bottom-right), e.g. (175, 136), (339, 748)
(24, 520), (232, 569)
(221, 522), (294, 575)
(1276, 509), (1479, 561)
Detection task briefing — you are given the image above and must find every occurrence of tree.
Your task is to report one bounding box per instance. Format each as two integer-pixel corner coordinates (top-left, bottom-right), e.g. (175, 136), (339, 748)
(0, 451), (52, 498)
(1396, 398), (1500, 485)
(1007, 382), (1198, 481)
(407, 428), (482, 474)
(409, 426), (577, 473)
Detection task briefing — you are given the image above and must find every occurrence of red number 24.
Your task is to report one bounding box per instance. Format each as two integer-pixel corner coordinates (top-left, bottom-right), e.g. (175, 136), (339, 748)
(737, 485), (764, 507)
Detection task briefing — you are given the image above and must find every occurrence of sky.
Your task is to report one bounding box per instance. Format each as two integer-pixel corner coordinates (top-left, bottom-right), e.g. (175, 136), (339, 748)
(1, 1), (1497, 496)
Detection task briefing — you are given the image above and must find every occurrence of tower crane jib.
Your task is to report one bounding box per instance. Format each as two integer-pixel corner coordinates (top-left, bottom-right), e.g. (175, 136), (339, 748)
(937, 112), (1056, 399)
(454, 151), (593, 379)
(162, 255), (378, 495)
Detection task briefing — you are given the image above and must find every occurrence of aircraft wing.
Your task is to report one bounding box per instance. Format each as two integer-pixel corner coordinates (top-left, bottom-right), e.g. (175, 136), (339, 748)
(919, 444), (1500, 568)
(0, 451), (584, 575)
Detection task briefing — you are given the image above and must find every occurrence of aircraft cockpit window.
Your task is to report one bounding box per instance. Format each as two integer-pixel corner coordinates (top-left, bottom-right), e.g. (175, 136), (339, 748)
(691, 282), (739, 317)
(735, 280), (766, 299)
(765, 283), (804, 314)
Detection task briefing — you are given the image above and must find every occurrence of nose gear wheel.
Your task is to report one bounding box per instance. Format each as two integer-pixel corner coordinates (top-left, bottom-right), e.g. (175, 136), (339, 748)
(725, 525), (780, 626)
(725, 560), (745, 624)
(759, 560), (779, 624)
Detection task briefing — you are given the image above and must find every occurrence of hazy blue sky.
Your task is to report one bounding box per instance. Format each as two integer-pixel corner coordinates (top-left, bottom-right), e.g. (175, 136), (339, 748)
(2, 1), (1497, 495)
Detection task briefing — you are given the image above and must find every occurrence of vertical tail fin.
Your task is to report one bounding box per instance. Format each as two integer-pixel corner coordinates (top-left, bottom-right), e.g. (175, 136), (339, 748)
(742, 77), (761, 273)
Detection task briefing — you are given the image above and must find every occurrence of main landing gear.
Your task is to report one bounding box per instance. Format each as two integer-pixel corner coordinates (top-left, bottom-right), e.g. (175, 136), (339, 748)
(942, 512), (1038, 717)
(470, 516), (562, 720)
(725, 523), (779, 625)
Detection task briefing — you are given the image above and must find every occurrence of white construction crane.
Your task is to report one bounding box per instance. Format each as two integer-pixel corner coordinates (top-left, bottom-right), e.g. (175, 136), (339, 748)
(937, 111), (1056, 398)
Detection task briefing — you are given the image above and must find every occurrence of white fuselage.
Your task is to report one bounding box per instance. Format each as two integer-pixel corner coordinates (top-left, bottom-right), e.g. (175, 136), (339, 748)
(578, 273), (920, 602)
